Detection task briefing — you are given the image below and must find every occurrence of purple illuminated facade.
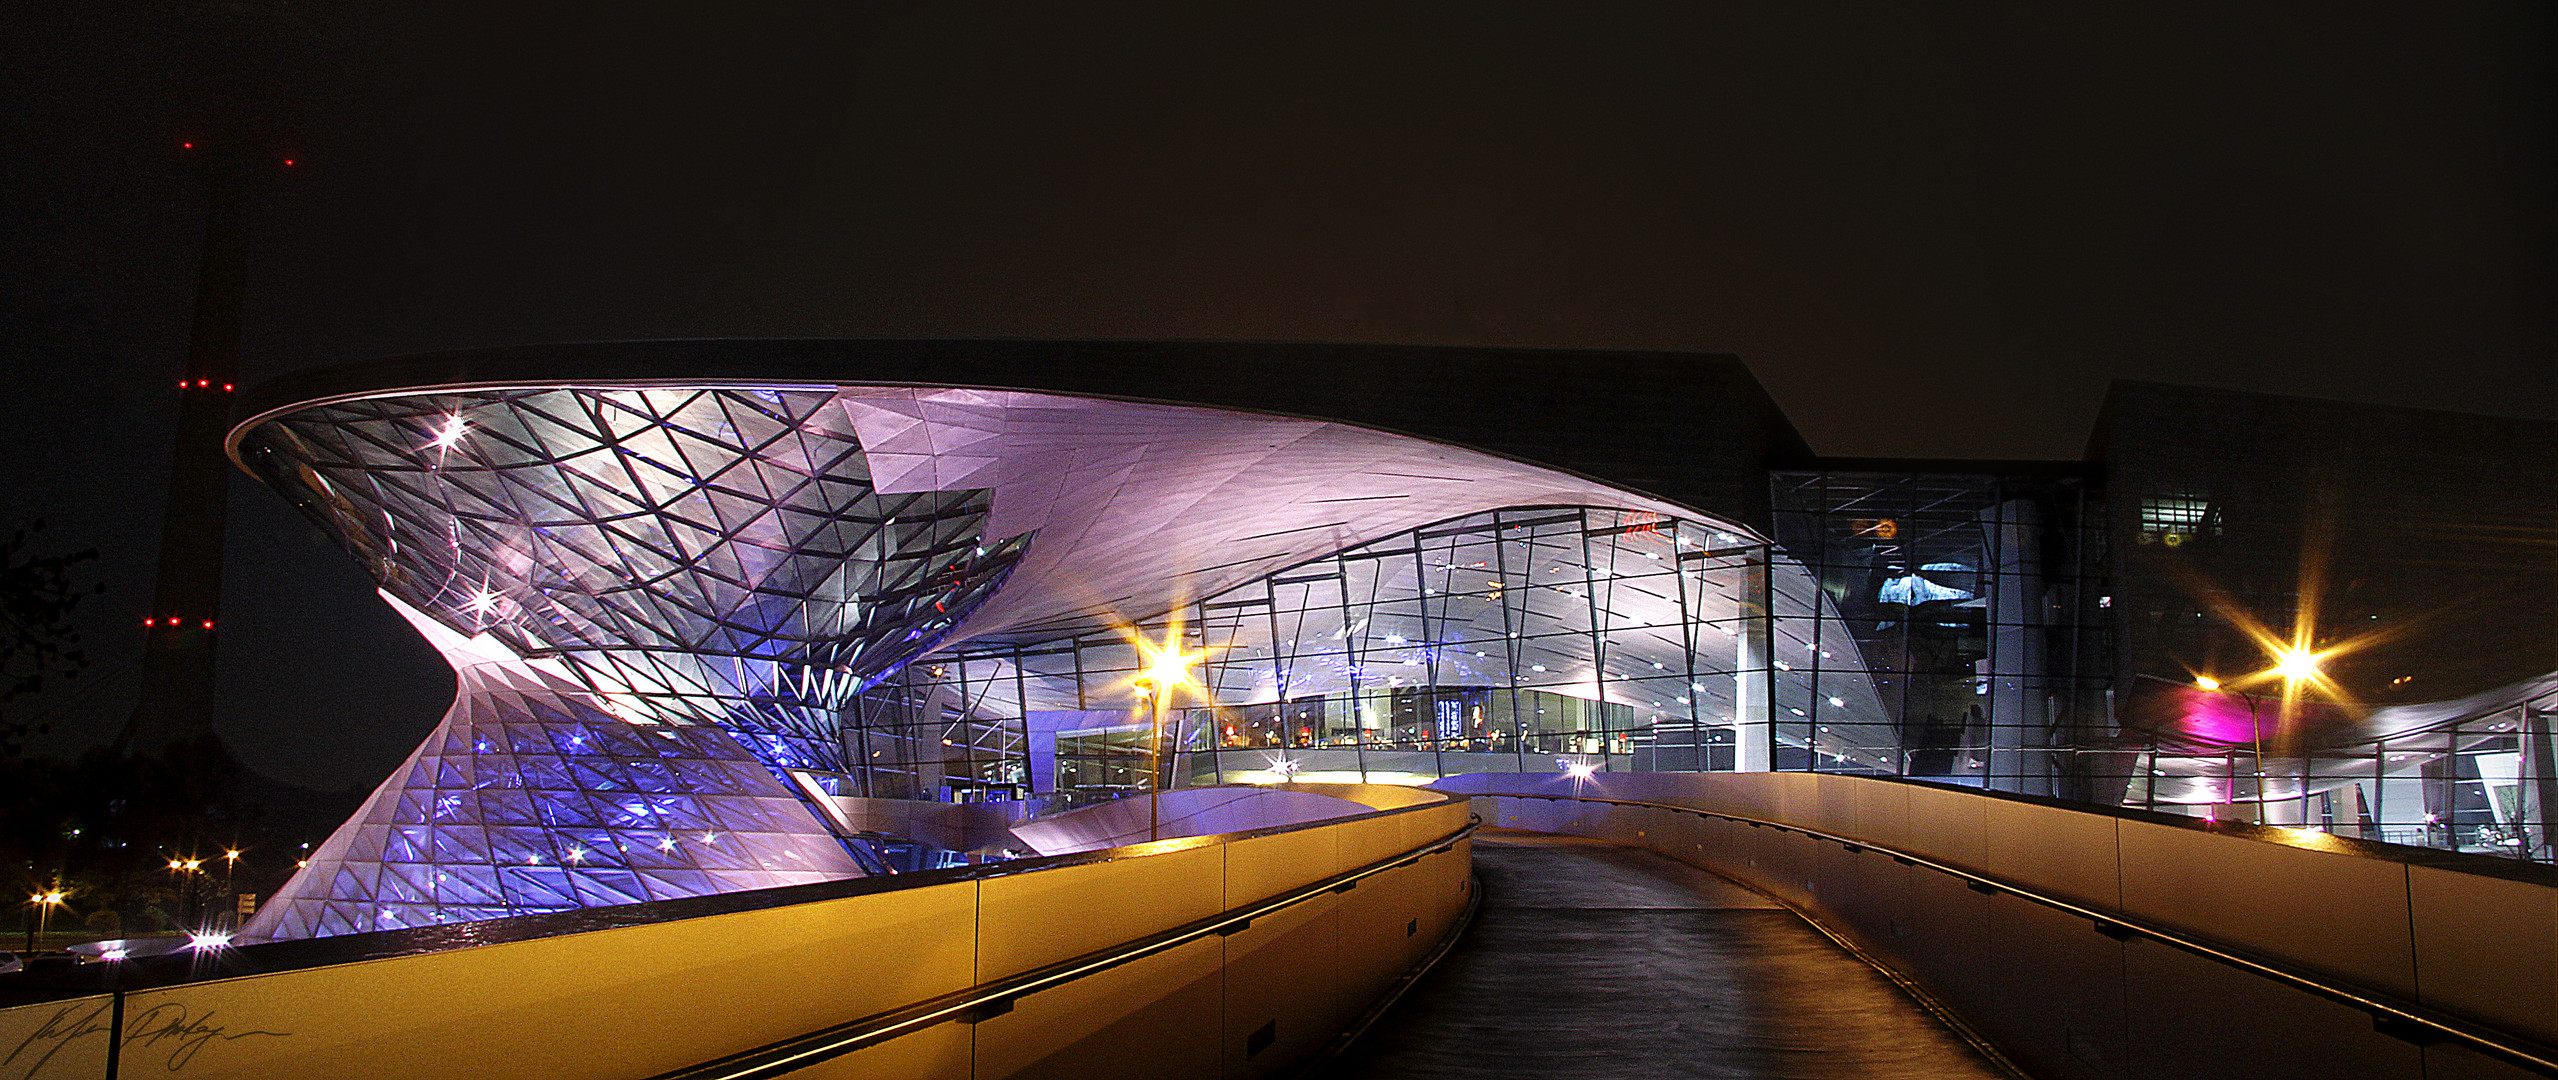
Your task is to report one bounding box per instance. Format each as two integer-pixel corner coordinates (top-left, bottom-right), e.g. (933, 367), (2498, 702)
(227, 344), (2556, 938)
(231, 373), (1893, 940)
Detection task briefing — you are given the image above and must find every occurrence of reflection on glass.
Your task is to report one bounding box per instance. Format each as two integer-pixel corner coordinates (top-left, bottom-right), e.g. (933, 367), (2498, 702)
(840, 506), (1902, 798)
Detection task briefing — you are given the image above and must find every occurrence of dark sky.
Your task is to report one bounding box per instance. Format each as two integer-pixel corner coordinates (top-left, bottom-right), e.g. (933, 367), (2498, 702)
(3, 2), (2549, 790)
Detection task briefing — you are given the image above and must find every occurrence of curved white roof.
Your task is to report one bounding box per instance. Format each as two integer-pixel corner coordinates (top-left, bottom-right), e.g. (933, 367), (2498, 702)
(834, 386), (1757, 644)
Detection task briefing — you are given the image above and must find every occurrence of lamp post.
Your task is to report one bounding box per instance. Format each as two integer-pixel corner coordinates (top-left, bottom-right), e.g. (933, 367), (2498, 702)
(222, 848), (241, 930)
(168, 857), (205, 930)
(1127, 629), (1209, 843)
(2194, 675), (2268, 816)
(1132, 673), (1165, 841)
(24, 889), (65, 952)
(2269, 648), (2325, 823)
(2194, 646), (2325, 824)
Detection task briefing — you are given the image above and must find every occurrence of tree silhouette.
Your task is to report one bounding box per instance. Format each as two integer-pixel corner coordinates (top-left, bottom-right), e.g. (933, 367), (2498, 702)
(0, 521), (103, 758)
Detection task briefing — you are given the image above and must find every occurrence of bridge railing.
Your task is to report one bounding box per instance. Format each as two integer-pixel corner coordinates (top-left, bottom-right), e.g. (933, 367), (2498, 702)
(0, 784), (1473, 1080)
(1436, 770), (2558, 1080)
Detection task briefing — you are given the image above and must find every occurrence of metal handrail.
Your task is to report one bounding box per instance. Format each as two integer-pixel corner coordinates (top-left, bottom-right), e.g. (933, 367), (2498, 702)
(1487, 790), (2558, 1078)
(650, 816), (1482, 1080)
(1297, 850), (1486, 1076)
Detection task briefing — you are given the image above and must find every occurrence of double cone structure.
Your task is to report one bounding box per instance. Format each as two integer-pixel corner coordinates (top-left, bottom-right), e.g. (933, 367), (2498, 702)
(236, 386), (1024, 939)
(228, 346), (1884, 941)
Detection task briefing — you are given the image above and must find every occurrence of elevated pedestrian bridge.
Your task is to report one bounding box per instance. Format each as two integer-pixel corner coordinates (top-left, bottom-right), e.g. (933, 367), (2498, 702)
(1435, 771), (2558, 1080)
(0, 785), (1474, 1080)
(4, 774), (2552, 1080)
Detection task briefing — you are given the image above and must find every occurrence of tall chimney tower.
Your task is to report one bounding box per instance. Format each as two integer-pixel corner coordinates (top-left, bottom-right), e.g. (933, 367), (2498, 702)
(118, 145), (259, 753)
(117, 0), (323, 754)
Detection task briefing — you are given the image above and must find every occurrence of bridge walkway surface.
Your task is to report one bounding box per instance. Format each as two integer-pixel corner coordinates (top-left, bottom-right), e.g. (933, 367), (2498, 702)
(1324, 831), (2017, 1080)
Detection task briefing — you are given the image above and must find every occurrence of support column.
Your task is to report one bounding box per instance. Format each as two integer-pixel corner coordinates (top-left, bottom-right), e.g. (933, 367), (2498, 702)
(1734, 548), (1773, 772)
(2421, 753), (2458, 849)
(1985, 499), (2049, 796)
(244, 658), (862, 943)
(2523, 706), (2558, 861)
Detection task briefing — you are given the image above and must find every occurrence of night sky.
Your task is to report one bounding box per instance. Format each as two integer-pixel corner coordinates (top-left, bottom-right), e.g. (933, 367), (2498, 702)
(2, 3), (2548, 790)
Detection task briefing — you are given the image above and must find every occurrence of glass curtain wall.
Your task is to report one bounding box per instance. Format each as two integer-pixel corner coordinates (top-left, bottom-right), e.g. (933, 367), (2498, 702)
(835, 654), (1031, 802)
(238, 386), (1031, 787)
(1769, 471), (2116, 799)
(836, 506), (1900, 798)
(2376, 708), (2558, 861)
(2134, 695), (2558, 865)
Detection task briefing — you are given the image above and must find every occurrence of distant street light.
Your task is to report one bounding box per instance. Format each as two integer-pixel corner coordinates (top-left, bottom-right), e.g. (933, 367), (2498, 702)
(24, 888), (65, 952)
(222, 848), (242, 930)
(169, 856), (206, 930)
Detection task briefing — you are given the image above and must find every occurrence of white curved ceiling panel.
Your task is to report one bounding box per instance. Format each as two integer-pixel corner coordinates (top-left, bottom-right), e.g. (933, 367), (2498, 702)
(834, 386), (1755, 645)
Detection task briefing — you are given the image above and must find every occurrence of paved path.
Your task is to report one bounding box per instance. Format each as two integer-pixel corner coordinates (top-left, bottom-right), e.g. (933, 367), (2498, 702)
(1324, 832), (2013, 1080)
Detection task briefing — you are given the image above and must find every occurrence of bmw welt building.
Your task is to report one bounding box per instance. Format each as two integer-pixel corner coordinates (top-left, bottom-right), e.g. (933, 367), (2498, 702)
(223, 340), (2556, 941)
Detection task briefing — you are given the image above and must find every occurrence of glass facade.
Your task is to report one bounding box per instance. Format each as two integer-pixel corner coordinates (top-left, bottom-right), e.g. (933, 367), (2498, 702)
(238, 385), (1030, 782)
(2376, 715), (2558, 859)
(233, 386), (1033, 939)
(838, 506), (1903, 800)
(239, 379), (1907, 937)
(229, 370), (2555, 944)
(243, 656), (866, 940)
(2131, 686), (2558, 863)
(1769, 470), (2116, 799)
(2092, 381), (2558, 863)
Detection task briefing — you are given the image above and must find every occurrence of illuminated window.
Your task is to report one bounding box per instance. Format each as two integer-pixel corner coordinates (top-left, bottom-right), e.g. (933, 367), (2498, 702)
(2137, 485), (2214, 541)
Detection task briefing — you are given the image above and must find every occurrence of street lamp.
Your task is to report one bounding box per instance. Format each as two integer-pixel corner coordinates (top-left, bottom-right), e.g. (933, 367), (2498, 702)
(1130, 673), (1163, 839)
(2193, 647), (2327, 823)
(2273, 648), (2322, 683)
(169, 856), (206, 930)
(24, 889), (65, 952)
(1129, 629), (1207, 842)
(222, 848), (242, 930)
(2194, 675), (2269, 815)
